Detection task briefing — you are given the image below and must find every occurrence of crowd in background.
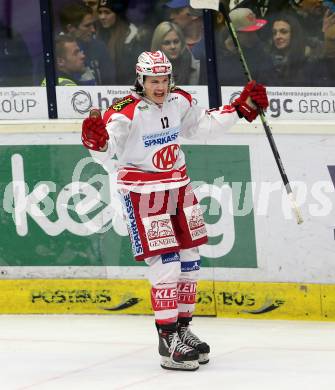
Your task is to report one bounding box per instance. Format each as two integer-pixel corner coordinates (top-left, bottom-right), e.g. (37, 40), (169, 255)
(1, 0), (335, 87)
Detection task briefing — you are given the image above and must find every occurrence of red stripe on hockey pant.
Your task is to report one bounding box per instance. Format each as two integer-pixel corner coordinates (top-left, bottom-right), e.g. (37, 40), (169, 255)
(117, 165), (188, 185)
(155, 316), (178, 325)
(178, 312), (193, 319)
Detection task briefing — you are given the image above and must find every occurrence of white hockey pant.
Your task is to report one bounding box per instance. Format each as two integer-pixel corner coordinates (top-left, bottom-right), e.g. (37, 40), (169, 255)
(145, 247), (200, 325)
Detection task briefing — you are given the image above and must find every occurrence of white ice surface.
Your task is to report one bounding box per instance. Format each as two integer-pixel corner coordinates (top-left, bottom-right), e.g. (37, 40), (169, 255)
(0, 315), (334, 390)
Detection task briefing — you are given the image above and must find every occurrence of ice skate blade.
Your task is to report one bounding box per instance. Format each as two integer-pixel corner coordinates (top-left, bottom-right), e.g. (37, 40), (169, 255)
(199, 353), (209, 364)
(160, 357), (199, 371)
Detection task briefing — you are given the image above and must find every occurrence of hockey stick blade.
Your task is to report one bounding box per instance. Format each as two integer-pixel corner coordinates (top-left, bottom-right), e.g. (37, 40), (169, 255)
(288, 192), (304, 225)
(190, 0), (219, 10)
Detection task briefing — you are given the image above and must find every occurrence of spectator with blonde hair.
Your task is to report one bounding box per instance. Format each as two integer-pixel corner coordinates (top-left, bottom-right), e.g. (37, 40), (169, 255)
(151, 21), (200, 85)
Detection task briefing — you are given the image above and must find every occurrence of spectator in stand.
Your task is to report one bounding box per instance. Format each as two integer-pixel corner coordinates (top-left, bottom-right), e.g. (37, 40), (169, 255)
(214, 0), (231, 49)
(230, 0), (292, 18)
(96, 0), (145, 84)
(82, 0), (99, 17)
(59, 2), (115, 85)
(151, 21), (200, 85)
(291, 0), (326, 60)
(316, 8), (335, 85)
(165, 0), (205, 61)
(268, 13), (314, 86)
(0, 20), (33, 86)
(217, 8), (272, 86)
(293, 0), (325, 24)
(229, 0), (294, 42)
(127, 0), (164, 44)
(42, 35), (86, 86)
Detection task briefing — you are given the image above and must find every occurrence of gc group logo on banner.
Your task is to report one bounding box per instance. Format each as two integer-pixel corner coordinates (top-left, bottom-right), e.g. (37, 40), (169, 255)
(0, 145), (257, 271)
(223, 86), (335, 121)
(0, 87), (48, 120)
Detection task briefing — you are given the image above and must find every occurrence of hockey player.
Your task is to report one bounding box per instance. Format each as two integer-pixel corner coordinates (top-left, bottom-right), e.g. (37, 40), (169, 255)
(81, 51), (268, 371)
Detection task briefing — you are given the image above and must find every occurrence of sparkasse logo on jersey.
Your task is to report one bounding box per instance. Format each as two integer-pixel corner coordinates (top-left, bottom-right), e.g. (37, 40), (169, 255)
(142, 128), (179, 148)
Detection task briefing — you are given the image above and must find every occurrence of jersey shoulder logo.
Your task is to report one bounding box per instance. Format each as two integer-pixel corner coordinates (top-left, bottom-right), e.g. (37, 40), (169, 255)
(170, 87), (192, 105)
(110, 95), (136, 112)
(106, 95), (140, 121)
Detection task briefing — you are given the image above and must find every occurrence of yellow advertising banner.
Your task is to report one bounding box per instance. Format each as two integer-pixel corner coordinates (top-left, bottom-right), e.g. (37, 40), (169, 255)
(0, 280), (333, 321)
(214, 282), (322, 321)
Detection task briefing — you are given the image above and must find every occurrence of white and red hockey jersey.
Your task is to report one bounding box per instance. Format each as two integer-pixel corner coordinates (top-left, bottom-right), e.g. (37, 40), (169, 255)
(90, 88), (239, 192)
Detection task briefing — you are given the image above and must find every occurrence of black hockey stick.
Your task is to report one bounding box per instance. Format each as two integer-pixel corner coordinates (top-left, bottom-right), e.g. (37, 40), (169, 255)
(190, 0), (303, 224)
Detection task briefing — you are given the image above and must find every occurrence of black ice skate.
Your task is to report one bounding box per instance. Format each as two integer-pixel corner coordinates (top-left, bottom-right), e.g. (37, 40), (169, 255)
(156, 324), (199, 371)
(178, 321), (210, 364)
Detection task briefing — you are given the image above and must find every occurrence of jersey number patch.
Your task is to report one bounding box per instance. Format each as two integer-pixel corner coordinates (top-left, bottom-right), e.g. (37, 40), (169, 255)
(160, 117), (169, 129)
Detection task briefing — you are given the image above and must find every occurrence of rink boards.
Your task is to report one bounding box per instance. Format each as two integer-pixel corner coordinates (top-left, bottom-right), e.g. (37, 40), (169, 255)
(1, 128), (335, 320)
(0, 279), (334, 321)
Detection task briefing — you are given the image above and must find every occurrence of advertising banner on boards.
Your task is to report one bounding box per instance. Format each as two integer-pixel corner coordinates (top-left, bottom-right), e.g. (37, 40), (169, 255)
(0, 144), (257, 278)
(222, 86), (335, 121)
(56, 86), (209, 119)
(0, 87), (48, 120)
(1, 86), (334, 121)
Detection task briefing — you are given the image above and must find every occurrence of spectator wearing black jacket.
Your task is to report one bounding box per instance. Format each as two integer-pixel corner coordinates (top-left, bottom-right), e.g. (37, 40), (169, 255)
(96, 0), (146, 84)
(268, 13), (314, 86)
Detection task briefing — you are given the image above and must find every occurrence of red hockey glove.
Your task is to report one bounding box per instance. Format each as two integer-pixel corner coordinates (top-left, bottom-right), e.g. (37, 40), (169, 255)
(232, 80), (269, 122)
(81, 109), (109, 151)
(250, 83), (269, 110)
